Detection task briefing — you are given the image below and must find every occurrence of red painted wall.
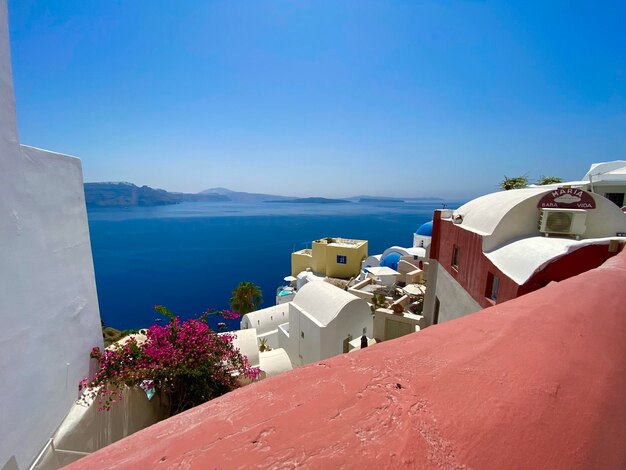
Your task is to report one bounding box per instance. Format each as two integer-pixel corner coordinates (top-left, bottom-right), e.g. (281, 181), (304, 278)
(521, 243), (619, 295)
(432, 216), (519, 308)
(431, 210), (623, 308)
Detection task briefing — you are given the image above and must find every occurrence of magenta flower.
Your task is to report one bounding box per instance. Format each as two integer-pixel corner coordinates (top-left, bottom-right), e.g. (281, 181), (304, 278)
(79, 306), (260, 417)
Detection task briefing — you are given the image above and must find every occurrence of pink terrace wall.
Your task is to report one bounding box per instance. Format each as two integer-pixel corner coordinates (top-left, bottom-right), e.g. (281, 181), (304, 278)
(68, 250), (626, 469)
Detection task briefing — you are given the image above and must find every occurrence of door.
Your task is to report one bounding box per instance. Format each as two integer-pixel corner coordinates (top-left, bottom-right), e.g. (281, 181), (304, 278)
(385, 319), (415, 341)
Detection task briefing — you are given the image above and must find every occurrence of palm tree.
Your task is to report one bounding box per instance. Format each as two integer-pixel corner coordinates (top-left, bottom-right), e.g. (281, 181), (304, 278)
(229, 281), (263, 315)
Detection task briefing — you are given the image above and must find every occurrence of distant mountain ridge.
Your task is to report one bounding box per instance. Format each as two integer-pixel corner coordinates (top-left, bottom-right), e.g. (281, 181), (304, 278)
(84, 183), (445, 207)
(84, 183), (227, 207)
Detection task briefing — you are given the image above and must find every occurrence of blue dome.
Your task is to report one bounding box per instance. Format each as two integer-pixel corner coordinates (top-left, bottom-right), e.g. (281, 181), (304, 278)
(380, 251), (402, 270)
(416, 221), (433, 237)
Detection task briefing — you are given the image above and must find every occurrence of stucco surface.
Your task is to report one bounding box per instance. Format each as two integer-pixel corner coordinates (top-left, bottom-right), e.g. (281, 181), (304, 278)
(222, 328), (260, 367)
(426, 260), (481, 323)
(583, 160), (626, 182)
(258, 348), (293, 377)
(456, 187), (626, 253)
(68, 251), (626, 470)
(484, 235), (626, 284)
(0, 1), (103, 466)
(240, 303), (290, 336)
(292, 281), (360, 327)
(453, 187), (549, 236)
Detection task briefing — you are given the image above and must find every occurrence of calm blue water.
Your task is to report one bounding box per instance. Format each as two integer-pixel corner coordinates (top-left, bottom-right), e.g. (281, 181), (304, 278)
(87, 201), (462, 330)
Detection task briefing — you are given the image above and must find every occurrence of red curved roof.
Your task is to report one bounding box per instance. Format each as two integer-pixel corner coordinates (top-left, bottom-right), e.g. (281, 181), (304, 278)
(68, 251), (626, 469)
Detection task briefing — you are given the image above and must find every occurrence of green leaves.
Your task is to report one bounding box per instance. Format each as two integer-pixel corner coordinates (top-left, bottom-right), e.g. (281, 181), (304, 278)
(229, 281), (263, 315)
(500, 175), (529, 190)
(500, 175), (564, 190)
(536, 176), (564, 185)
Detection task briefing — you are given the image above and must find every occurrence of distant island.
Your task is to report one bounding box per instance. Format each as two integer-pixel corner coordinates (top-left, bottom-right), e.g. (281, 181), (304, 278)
(358, 198), (404, 203)
(265, 197), (351, 204)
(84, 183), (444, 208)
(200, 187), (292, 203)
(347, 195), (444, 203)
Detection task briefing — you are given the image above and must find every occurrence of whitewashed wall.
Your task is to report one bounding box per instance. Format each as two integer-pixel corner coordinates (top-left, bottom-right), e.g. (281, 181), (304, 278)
(283, 304), (322, 367)
(321, 300), (372, 359)
(423, 261), (481, 326)
(0, 1), (103, 467)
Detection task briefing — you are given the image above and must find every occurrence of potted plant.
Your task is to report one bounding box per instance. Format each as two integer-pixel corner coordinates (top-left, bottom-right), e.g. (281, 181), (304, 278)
(259, 337), (271, 352)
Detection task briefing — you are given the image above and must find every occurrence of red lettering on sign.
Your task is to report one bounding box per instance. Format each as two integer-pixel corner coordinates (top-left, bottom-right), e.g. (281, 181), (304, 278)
(538, 188), (596, 209)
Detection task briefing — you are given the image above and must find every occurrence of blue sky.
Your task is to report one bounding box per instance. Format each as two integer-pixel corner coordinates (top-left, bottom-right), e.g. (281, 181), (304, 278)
(8, 1), (626, 199)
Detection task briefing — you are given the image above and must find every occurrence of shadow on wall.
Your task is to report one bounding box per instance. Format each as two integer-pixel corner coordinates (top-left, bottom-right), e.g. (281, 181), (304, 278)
(32, 387), (167, 469)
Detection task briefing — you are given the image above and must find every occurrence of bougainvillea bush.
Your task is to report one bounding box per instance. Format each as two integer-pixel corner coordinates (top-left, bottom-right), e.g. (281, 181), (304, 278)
(80, 305), (260, 416)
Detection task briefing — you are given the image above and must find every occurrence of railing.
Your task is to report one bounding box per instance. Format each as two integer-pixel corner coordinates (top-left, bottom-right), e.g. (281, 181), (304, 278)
(29, 438), (91, 470)
(276, 286), (295, 296)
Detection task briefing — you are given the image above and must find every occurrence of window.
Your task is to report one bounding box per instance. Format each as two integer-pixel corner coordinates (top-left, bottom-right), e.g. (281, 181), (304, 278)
(604, 193), (625, 207)
(337, 255), (347, 264)
(452, 245), (460, 269)
(486, 272), (500, 302)
(300, 331), (304, 339)
(433, 297), (440, 324)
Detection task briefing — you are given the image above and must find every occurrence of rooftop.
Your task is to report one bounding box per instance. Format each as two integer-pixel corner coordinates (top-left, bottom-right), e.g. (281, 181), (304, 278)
(484, 235), (625, 284)
(583, 160), (626, 183)
(314, 237), (367, 248)
(453, 187), (549, 236)
(240, 303), (290, 335)
(292, 281), (363, 327)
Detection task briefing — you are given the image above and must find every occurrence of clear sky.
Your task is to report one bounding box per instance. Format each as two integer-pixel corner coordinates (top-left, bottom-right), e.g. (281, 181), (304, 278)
(7, 1), (626, 199)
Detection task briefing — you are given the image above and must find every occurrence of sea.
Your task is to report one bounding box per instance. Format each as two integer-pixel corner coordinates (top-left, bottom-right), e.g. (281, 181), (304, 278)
(87, 200), (463, 331)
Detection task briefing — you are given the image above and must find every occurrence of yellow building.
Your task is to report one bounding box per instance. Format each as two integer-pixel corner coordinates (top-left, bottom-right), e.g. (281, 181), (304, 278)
(291, 237), (368, 279)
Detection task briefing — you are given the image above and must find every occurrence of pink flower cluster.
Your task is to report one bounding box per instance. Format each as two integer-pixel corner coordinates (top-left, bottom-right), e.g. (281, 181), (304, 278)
(219, 309), (241, 320)
(202, 308), (241, 321)
(80, 307), (260, 416)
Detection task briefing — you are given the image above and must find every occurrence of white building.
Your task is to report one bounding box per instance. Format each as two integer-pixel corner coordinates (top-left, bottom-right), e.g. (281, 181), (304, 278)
(583, 161), (626, 208)
(225, 328), (293, 379)
(240, 303), (290, 350)
(0, 2), (103, 468)
(423, 187), (626, 326)
(278, 282), (373, 366)
(361, 220), (432, 283)
(242, 282), (373, 368)
(529, 161), (626, 209)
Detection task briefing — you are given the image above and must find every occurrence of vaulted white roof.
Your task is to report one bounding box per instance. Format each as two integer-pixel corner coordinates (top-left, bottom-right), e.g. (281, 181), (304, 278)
(453, 188), (550, 236)
(258, 348), (293, 377)
(220, 328), (260, 367)
(292, 281), (362, 327)
(485, 236), (626, 285)
(240, 303), (290, 335)
(582, 161), (626, 183)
